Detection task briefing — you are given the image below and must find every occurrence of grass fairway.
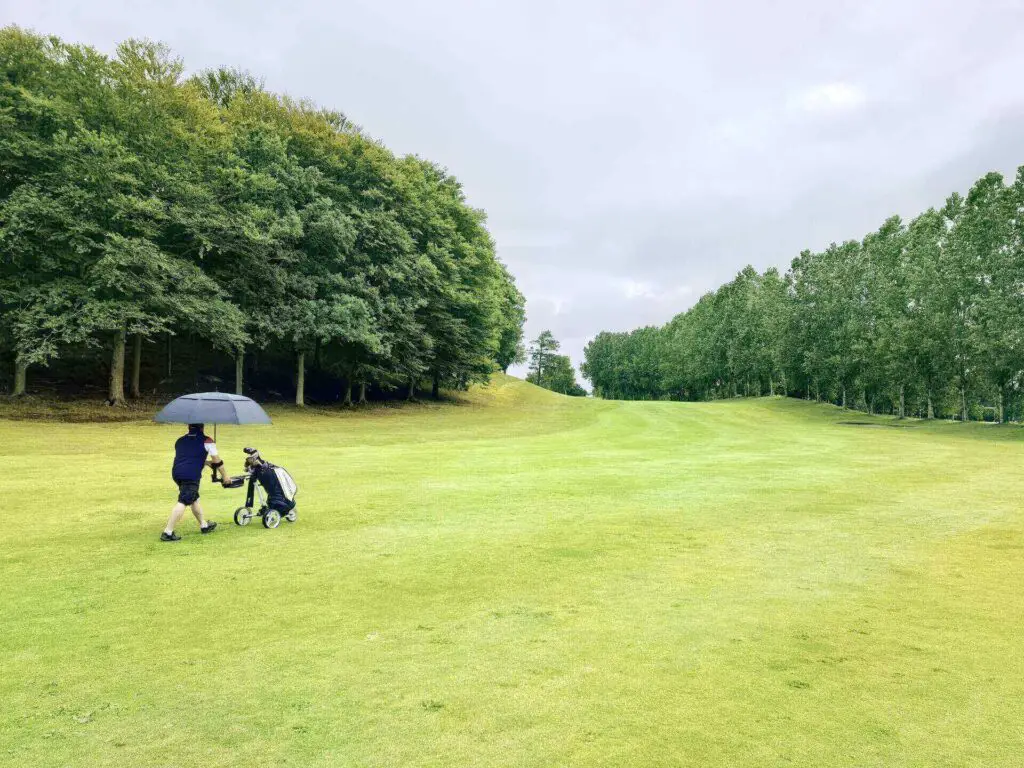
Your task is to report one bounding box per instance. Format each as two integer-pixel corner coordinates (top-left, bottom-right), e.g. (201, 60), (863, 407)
(2, 375), (1023, 767)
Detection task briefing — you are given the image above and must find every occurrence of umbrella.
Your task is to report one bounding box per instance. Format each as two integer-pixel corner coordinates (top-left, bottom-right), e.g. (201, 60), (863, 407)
(154, 392), (272, 440)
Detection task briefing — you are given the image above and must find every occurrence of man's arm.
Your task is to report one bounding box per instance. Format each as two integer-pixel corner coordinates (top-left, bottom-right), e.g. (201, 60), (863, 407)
(205, 438), (228, 483)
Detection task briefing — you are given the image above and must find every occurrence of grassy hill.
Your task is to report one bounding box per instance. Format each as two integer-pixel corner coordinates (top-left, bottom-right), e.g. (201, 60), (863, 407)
(2, 376), (1022, 767)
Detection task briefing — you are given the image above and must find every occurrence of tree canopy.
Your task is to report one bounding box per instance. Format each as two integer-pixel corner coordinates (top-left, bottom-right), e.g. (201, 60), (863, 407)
(527, 330), (585, 396)
(0, 27), (525, 405)
(584, 168), (1024, 421)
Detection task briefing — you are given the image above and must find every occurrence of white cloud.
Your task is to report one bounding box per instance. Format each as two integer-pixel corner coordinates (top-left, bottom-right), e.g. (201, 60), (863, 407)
(493, 229), (570, 251)
(664, 284), (694, 301)
(620, 280), (692, 302)
(536, 295), (567, 315)
(791, 82), (866, 113)
(622, 280), (655, 299)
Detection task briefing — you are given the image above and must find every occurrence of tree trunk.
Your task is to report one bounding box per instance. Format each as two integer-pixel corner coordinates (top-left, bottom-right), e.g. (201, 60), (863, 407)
(343, 381), (352, 406)
(960, 386), (968, 422)
(998, 389), (1005, 424)
(109, 325), (127, 406)
(768, 375), (775, 396)
(13, 358), (27, 397)
(235, 351), (244, 396)
(431, 372), (440, 399)
(296, 352), (305, 407)
(166, 333), (173, 379)
(407, 377), (416, 400)
(926, 393), (934, 420)
(130, 333), (142, 399)
(842, 386), (847, 409)
(898, 384), (905, 420)
(358, 381), (367, 404)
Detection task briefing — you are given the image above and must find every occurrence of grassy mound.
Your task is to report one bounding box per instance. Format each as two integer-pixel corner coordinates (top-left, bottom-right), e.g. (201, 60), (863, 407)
(0, 373), (562, 422)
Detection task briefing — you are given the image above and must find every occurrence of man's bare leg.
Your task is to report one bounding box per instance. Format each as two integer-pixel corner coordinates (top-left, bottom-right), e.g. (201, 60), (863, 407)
(192, 501), (218, 532)
(190, 501), (207, 528)
(164, 503), (186, 535)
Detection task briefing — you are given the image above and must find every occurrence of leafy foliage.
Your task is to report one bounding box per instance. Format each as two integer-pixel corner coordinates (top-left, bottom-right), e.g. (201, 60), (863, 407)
(0, 27), (524, 403)
(584, 169), (1024, 420)
(527, 331), (585, 396)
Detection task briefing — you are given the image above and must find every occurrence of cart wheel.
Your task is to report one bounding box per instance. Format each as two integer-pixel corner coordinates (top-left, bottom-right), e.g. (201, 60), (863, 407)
(234, 507), (253, 526)
(263, 509), (281, 529)
(285, 509), (297, 523)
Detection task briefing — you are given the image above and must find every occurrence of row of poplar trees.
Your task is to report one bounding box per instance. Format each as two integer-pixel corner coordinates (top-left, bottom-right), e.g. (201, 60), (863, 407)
(584, 168), (1024, 421)
(0, 28), (526, 405)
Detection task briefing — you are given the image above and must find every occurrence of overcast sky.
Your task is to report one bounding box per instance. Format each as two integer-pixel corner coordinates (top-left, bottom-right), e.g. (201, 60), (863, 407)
(6, 0), (1024, 382)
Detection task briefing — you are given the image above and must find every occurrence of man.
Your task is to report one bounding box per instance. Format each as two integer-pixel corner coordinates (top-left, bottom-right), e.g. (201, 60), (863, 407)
(161, 423), (231, 541)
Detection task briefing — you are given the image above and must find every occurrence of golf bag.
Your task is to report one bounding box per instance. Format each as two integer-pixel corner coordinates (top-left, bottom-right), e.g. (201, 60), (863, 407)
(233, 447), (298, 529)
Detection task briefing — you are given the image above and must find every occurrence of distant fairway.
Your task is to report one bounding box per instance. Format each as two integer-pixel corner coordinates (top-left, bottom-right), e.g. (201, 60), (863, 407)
(2, 376), (1023, 767)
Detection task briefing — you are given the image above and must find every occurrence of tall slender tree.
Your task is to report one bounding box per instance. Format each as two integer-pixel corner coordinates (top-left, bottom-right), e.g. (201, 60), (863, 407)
(528, 330), (559, 388)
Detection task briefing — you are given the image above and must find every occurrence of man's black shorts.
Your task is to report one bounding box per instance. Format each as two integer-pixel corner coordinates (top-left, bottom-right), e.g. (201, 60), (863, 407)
(176, 480), (200, 505)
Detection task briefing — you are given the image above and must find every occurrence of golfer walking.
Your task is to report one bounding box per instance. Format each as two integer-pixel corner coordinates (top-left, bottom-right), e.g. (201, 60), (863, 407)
(161, 423), (229, 541)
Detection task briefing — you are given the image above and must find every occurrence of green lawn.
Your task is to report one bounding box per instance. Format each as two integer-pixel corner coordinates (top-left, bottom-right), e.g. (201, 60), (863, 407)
(2, 376), (1023, 767)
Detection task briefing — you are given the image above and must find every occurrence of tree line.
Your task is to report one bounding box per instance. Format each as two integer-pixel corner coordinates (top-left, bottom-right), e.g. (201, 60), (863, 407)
(525, 330), (586, 397)
(583, 167), (1024, 421)
(0, 27), (525, 405)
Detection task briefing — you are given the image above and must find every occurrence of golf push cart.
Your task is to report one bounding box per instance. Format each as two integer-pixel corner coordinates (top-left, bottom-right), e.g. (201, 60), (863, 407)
(231, 447), (298, 529)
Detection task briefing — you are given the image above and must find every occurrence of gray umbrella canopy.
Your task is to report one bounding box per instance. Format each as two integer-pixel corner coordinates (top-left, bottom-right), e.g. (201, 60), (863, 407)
(154, 392), (272, 426)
